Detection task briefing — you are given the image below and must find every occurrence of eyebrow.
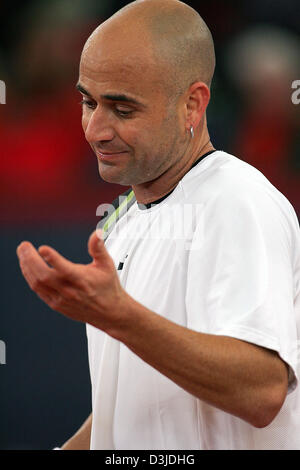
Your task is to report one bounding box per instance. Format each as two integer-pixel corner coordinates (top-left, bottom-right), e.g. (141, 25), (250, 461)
(76, 83), (144, 107)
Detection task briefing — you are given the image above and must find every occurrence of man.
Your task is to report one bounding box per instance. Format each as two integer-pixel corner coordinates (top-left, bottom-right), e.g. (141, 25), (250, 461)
(17, 0), (300, 450)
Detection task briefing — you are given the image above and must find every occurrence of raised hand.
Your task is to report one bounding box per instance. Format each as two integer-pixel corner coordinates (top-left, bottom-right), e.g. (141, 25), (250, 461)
(16, 231), (127, 333)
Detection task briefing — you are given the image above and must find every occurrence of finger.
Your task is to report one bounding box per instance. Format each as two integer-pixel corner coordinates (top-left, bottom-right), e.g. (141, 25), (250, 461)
(38, 245), (76, 278)
(18, 253), (57, 297)
(17, 241), (55, 286)
(18, 252), (37, 289)
(35, 283), (59, 307)
(17, 250), (62, 307)
(16, 241), (33, 260)
(88, 230), (112, 268)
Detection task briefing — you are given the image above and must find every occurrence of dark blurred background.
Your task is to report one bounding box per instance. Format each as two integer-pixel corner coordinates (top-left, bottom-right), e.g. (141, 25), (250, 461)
(0, 0), (299, 450)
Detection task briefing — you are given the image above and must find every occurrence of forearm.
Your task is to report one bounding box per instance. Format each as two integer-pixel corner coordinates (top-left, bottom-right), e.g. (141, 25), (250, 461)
(108, 295), (288, 428)
(61, 413), (92, 450)
(16, 235), (288, 429)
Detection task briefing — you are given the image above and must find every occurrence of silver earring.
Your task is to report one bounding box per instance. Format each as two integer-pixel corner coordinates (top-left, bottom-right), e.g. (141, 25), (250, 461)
(190, 126), (194, 138)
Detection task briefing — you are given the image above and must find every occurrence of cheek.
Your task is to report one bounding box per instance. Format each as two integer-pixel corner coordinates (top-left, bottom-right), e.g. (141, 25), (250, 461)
(117, 122), (145, 151)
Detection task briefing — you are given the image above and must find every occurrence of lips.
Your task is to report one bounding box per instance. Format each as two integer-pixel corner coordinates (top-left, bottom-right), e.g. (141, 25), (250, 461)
(95, 149), (128, 160)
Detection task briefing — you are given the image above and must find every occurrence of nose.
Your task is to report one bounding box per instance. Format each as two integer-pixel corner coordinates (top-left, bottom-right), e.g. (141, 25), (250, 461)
(83, 107), (115, 144)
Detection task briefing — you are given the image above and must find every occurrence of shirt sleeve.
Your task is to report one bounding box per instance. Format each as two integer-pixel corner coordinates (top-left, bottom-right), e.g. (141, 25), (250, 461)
(185, 186), (298, 393)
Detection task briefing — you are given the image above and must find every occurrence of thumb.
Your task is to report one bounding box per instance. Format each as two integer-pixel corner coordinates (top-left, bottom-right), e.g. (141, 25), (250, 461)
(88, 230), (112, 268)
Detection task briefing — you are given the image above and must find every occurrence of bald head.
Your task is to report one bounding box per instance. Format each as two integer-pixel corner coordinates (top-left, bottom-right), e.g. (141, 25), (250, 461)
(82, 0), (215, 99)
(79, 0), (215, 191)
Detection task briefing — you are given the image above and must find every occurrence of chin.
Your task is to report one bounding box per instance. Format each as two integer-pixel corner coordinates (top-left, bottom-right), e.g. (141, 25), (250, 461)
(98, 166), (132, 186)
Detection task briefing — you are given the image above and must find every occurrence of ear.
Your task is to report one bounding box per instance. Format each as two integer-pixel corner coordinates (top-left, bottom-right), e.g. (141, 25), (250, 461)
(185, 81), (210, 133)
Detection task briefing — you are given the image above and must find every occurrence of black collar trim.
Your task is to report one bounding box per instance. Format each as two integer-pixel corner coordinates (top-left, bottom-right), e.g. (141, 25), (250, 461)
(137, 150), (216, 210)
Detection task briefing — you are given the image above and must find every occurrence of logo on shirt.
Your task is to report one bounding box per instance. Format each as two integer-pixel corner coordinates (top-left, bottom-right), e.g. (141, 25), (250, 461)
(117, 254), (128, 271)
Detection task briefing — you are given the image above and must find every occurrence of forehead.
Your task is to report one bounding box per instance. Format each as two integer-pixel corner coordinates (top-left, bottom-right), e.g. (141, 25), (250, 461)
(79, 30), (166, 99)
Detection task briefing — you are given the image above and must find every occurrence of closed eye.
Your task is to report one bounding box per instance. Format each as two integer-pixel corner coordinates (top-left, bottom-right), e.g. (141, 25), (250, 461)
(115, 106), (134, 118)
(79, 98), (135, 118)
(79, 98), (96, 109)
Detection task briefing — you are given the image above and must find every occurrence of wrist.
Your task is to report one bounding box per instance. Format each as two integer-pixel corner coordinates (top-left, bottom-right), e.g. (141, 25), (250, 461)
(105, 291), (140, 341)
(107, 293), (152, 345)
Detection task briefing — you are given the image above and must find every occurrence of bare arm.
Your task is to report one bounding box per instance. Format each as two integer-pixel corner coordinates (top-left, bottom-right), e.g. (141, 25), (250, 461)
(17, 231), (289, 429)
(109, 298), (289, 428)
(61, 413), (92, 450)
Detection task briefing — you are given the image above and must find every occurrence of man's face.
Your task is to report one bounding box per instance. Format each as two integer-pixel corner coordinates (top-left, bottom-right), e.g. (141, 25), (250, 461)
(78, 31), (187, 186)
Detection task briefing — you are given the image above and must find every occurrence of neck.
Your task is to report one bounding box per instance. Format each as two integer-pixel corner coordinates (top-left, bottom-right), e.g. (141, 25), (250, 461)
(132, 125), (214, 205)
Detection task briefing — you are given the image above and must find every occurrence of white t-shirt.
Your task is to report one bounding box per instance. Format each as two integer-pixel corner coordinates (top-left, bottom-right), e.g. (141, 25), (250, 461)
(86, 150), (300, 450)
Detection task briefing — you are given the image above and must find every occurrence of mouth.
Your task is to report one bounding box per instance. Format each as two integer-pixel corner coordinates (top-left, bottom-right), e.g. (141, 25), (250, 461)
(95, 149), (128, 161)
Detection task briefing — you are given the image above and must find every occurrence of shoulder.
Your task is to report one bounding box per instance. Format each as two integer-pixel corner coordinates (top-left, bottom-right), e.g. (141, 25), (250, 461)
(183, 150), (295, 213)
(181, 151), (299, 241)
(183, 151), (268, 197)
